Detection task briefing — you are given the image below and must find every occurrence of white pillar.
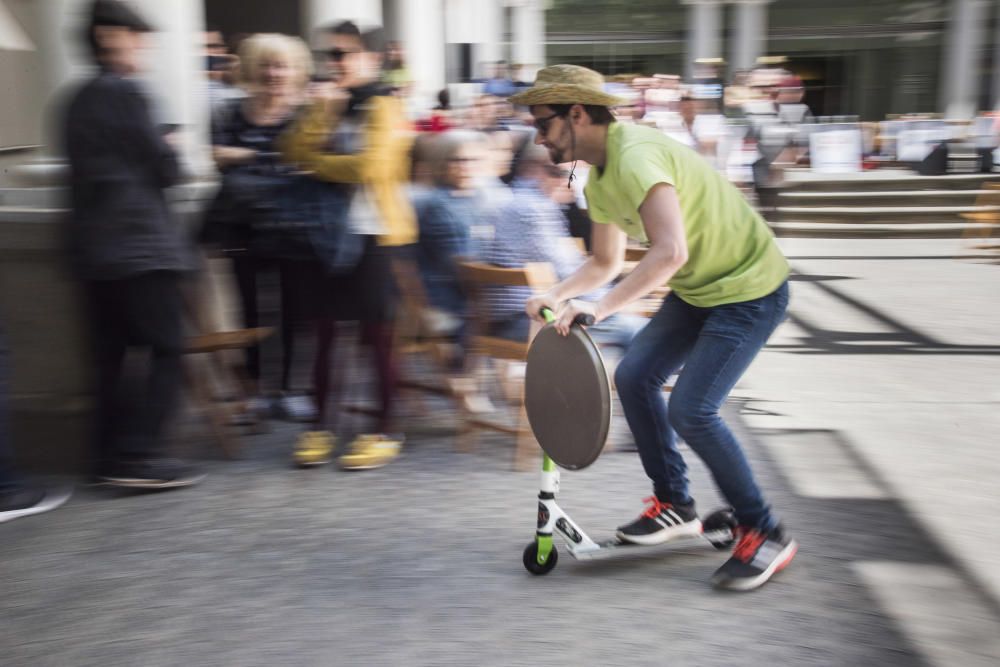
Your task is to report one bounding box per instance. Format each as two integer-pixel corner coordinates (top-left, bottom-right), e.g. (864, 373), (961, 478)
(397, 0), (445, 109)
(941, 0), (988, 119)
(446, 0), (503, 80)
(133, 0), (212, 178)
(991, 0), (1000, 109)
(730, 0), (769, 73)
(477, 0), (505, 77)
(0, 0), (34, 50)
(302, 0), (383, 39)
(684, 0), (723, 81)
(7, 0), (210, 181)
(6, 0), (89, 159)
(512, 0), (545, 80)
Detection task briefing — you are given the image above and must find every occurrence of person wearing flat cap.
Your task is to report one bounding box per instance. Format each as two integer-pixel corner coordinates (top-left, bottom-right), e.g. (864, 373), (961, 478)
(513, 64), (795, 591)
(62, 0), (203, 490)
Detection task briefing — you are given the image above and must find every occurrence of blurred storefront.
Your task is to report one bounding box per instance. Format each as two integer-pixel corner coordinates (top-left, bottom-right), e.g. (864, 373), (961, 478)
(547, 0), (998, 121)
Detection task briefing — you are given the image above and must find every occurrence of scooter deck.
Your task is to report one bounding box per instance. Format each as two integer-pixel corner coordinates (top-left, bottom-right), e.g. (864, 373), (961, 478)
(566, 529), (733, 561)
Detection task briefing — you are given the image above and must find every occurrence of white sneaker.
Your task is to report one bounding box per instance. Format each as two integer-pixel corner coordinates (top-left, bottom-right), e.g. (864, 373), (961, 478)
(0, 485), (72, 524)
(280, 394), (317, 422)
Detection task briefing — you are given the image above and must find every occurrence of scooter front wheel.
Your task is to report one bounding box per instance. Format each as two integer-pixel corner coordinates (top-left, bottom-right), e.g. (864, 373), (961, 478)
(522, 541), (558, 575)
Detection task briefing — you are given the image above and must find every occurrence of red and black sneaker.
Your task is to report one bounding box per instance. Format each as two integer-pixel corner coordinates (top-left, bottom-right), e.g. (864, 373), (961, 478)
(712, 523), (797, 591)
(616, 496), (702, 546)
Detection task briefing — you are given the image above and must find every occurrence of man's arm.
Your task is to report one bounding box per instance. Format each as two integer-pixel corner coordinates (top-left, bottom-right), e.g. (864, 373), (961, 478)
(594, 183), (687, 317)
(115, 83), (180, 188)
(550, 183), (688, 334)
(526, 221), (626, 319)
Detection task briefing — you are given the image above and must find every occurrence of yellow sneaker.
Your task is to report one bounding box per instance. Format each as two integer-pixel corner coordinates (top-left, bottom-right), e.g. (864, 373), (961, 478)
(293, 431), (335, 468)
(338, 434), (403, 471)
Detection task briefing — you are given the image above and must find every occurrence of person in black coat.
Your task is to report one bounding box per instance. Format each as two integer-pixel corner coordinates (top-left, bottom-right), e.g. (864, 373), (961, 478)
(62, 0), (202, 489)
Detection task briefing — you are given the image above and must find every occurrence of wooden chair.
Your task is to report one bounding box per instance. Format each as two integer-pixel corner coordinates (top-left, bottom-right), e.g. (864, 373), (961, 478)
(959, 182), (1000, 251)
(455, 261), (557, 470)
(181, 260), (273, 459)
(183, 327), (273, 459)
(389, 255), (461, 398)
(623, 245), (671, 318)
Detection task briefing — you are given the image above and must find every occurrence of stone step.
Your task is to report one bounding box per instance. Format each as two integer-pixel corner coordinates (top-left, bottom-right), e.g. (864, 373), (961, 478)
(777, 170), (1000, 193)
(778, 189), (992, 208)
(768, 220), (1000, 239)
(773, 205), (1000, 225)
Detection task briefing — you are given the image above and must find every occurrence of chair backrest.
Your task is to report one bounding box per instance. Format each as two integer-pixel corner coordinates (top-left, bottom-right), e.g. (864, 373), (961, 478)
(980, 181), (1000, 206)
(624, 246), (648, 262)
(963, 181), (1000, 220)
(458, 261), (557, 361)
(390, 256), (430, 342)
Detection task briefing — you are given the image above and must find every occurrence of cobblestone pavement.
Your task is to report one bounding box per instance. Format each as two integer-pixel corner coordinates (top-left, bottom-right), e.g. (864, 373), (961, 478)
(3, 239), (999, 666)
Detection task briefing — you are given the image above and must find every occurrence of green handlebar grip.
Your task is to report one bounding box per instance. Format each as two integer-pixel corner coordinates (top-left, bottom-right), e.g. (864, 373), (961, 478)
(539, 307), (594, 327)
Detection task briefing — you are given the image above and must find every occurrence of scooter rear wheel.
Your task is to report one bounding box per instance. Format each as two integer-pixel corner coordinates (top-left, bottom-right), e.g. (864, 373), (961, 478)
(703, 508), (738, 550)
(522, 541), (558, 575)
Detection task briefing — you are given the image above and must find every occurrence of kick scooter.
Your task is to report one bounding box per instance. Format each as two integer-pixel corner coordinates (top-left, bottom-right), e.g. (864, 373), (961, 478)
(521, 309), (736, 575)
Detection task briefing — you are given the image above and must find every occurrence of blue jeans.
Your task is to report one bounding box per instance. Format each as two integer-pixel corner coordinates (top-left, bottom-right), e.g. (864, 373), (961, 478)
(614, 281), (790, 532)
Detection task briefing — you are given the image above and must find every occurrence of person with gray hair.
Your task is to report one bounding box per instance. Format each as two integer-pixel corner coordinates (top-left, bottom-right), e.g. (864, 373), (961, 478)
(414, 131), (494, 337)
(480, 139), (643, 348)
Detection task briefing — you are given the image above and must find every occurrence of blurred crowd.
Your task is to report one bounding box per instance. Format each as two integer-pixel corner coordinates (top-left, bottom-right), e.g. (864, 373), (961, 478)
(0, 2), (832, 517)
(2, 0), (994, 521)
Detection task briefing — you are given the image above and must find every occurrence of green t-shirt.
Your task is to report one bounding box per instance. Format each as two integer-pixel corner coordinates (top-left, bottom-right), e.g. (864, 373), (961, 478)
(584, 122), (789, 307)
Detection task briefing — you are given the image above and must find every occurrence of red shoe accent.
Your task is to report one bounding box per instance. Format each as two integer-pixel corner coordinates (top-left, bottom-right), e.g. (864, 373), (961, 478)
(640, 495), (673, 519)
(732, 527), (768, 563)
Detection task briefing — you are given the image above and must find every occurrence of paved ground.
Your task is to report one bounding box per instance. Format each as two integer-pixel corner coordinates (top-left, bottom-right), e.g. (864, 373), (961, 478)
(3, 238), (999, 666)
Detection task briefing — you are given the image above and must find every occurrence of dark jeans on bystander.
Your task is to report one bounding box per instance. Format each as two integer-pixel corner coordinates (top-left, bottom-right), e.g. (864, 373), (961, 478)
(86, 271), (184, 474)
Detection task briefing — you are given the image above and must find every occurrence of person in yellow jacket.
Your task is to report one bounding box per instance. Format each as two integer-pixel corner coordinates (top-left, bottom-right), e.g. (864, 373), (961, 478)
(281, 21), (415, 471)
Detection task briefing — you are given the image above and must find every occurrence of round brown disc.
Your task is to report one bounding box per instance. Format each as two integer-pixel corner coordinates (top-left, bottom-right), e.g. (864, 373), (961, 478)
(524, 324), (612, 470)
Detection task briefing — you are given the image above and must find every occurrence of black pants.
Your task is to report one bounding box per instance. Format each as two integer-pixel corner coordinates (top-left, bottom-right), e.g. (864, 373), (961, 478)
(0, 325), (19, 491)
(231, 256), (297, 390)
(86, 271), (183, 471)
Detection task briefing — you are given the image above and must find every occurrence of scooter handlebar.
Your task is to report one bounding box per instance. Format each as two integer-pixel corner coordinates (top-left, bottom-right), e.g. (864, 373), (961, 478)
(539, 307), (595, 327)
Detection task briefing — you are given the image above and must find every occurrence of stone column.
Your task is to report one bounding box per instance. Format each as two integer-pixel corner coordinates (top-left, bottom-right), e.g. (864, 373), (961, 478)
(7, 0), (211, 182)
(511, 0), (545, 80)
(730, 0), (769, 74)
(940, 0), (988, 119)
(445, 0), (504, 80)
(991, 0), (1000, 109)
(396, 0), (446, 109)
(133, 0), (212, 179)
(477, 0), (505, 78)
(301, 0), (383, 38)
(3, 0), (89, 183)
(0, 0), (32, 50)
(683, 0), (723, 81)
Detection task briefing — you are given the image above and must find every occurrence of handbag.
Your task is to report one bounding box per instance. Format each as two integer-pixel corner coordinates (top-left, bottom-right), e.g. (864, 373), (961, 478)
(253, 176), (365, 274)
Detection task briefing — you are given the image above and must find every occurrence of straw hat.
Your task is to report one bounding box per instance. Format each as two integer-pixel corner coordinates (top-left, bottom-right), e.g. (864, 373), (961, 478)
(509, 64), (626, 107)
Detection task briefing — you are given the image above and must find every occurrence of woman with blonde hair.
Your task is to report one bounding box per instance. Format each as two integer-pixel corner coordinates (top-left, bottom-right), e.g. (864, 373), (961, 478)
(206, 33), (314, 422)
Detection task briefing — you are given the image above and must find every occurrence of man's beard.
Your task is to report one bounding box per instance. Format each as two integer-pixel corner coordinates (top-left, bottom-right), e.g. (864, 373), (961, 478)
(547, 146), (565, 164)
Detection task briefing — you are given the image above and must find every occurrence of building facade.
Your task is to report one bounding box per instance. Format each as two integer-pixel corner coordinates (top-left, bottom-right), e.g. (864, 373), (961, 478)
(2, 0), (1000, 174)
(547, 0), (1000, 121)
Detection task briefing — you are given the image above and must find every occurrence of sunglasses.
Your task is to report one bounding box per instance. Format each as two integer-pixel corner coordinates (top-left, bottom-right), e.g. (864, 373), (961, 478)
(533, 111), (563, 135)
(326, 48), (361, 62)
